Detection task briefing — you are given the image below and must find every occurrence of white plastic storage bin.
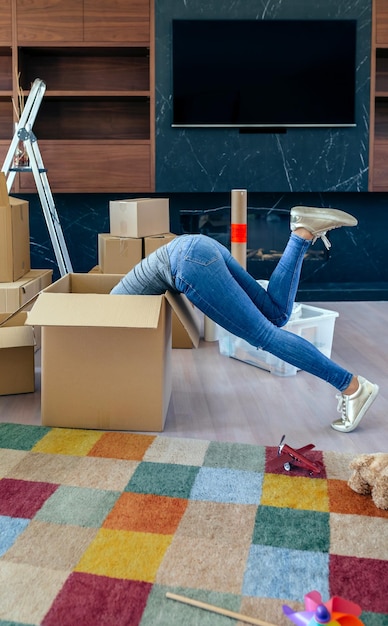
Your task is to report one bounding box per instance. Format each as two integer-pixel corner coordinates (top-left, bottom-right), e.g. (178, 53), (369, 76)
(218, 304), (339, 377)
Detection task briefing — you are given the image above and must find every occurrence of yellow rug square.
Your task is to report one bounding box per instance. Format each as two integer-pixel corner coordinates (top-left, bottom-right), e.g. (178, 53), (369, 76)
(261, 474), (329, 512)
(74, 528), (173, 582)
(32, 428), (104, 456)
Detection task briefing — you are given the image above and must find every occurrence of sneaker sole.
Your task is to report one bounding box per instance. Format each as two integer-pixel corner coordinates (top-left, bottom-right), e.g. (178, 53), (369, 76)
(331, 383), (379, 433)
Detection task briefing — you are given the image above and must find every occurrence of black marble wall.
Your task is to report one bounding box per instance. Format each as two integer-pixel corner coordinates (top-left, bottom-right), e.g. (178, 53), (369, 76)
(23, 190), (388, 301)
(155, 0), (371, 193)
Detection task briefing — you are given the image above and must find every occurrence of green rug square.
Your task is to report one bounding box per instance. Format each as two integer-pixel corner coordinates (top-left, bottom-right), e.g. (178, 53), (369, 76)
(35, 486), (120, 527)
(0, 423), (51, 451)
(125, 462), (200, 499)
(140, 585), (241, 626)
(361, 612), (388, 626)
(252, 505), (330, 552)
(204, 441), (266, 472)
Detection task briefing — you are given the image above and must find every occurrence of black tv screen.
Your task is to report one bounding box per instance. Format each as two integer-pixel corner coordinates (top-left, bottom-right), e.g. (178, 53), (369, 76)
(172, 19), (357, 129)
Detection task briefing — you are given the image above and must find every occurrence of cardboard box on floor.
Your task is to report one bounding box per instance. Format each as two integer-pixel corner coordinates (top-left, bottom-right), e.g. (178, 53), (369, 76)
(0, 311), (35, 395)
(109, 197), (170, 238)
(0, 269), (53, 313)
(26, 273), (200, 431)
(0, 173), (31, 282)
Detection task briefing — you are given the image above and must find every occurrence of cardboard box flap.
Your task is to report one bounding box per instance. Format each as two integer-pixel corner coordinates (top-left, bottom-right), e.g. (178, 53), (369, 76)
(165, 292), (201, 348)
(26, 293), (164, 329)
(0, 311), (28, 327)
(0, 312), (35, 348)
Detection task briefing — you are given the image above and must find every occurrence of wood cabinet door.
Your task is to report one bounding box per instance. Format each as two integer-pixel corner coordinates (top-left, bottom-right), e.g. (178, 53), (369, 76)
(376, 0), (388, 45)
(84, 0), (150, 44)
(372, 142), (388, 190)
(18, 142), (152, 192)
(16, 0), (83, 42)
(0, 0), (12, 45)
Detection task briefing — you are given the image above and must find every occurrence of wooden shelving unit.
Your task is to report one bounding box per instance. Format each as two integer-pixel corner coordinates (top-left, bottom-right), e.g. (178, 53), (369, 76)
(0, 0), (155, 193)
(369, 0), (388, 191)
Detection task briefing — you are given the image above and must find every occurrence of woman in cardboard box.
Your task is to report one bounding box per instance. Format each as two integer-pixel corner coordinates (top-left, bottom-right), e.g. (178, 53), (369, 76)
(111, 206), (378, 433)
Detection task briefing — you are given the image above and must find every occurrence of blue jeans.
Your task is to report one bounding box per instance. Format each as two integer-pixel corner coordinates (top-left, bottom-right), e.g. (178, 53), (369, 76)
(169, 234), (352, 392)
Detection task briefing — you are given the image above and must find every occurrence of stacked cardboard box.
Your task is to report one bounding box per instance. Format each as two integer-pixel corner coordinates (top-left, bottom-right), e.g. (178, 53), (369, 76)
(95, 197), (198, 348)
(97, 197), (171, 274)
(0, 173), (52, 395)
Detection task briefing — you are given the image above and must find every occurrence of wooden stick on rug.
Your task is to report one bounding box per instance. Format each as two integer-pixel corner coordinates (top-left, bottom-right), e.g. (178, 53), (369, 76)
(166, 592), (278, 626)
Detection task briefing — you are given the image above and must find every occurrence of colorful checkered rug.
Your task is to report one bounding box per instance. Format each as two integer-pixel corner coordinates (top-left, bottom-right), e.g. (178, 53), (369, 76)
(0, 423), (387, 626)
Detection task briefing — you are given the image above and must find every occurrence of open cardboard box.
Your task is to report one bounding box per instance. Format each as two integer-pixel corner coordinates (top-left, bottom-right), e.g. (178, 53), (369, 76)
(0, 311), (35, 395)
(88, 259), (194, 349)
(26, 273), (200, 431)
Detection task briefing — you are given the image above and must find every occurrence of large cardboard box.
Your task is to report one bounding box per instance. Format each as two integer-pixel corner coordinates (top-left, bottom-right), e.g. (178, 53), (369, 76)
(26, 273), (200, 431)
(109, 198), (170, 238)
(0, 182), (31, 281)
(0, 269), (53, 313)
(0, 311), (35, 395)
(98, 233), (142, 274)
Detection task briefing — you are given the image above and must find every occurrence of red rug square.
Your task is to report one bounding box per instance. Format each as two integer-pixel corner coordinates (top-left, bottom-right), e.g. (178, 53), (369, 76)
(329, 554), (388, 613)
(0, 478), (58, 518)
(41, 572), (153, 626)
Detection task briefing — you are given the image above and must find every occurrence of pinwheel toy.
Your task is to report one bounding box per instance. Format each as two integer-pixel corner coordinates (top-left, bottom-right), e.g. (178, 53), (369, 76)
(283, 590), (364, 625)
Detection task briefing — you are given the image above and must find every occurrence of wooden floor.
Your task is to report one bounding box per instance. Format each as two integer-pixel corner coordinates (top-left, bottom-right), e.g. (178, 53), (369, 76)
(1, 301), (386, 455)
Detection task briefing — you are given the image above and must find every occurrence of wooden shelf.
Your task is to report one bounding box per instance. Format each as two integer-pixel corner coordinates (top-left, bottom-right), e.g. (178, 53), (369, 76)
(4, 0), (155, 193)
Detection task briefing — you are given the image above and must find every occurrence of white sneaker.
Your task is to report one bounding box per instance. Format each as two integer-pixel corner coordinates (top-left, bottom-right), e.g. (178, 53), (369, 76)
(290, 206), (358, 249)
(331, 376), (379, 433)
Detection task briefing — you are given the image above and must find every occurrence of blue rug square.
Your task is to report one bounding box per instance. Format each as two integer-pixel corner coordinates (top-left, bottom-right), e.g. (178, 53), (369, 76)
(0, 515), (30, 556)
(190, 467), (263, 505)
(242, 544), (329, 601)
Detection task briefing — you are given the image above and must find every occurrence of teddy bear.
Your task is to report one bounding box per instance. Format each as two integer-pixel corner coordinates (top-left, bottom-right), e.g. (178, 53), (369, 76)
(348, 453), (388, 510)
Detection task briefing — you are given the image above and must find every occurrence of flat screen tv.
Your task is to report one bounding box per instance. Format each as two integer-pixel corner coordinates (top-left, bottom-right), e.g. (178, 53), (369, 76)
(171, 19), (357, 129)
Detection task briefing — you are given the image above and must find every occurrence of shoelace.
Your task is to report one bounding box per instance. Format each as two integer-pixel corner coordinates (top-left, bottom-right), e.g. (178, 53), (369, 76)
(312, 232), (331, 250)
(335, 393), (348, 422)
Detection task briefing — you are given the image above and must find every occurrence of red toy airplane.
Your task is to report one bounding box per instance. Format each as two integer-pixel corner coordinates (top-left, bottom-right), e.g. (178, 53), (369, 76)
(267, 435), (323, 475)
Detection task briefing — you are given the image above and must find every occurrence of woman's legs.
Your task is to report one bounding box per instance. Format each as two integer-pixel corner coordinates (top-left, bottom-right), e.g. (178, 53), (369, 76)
(171, 232), (379, 432)
(169, 234), (352, 392)
(185, 232), (311, 327)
